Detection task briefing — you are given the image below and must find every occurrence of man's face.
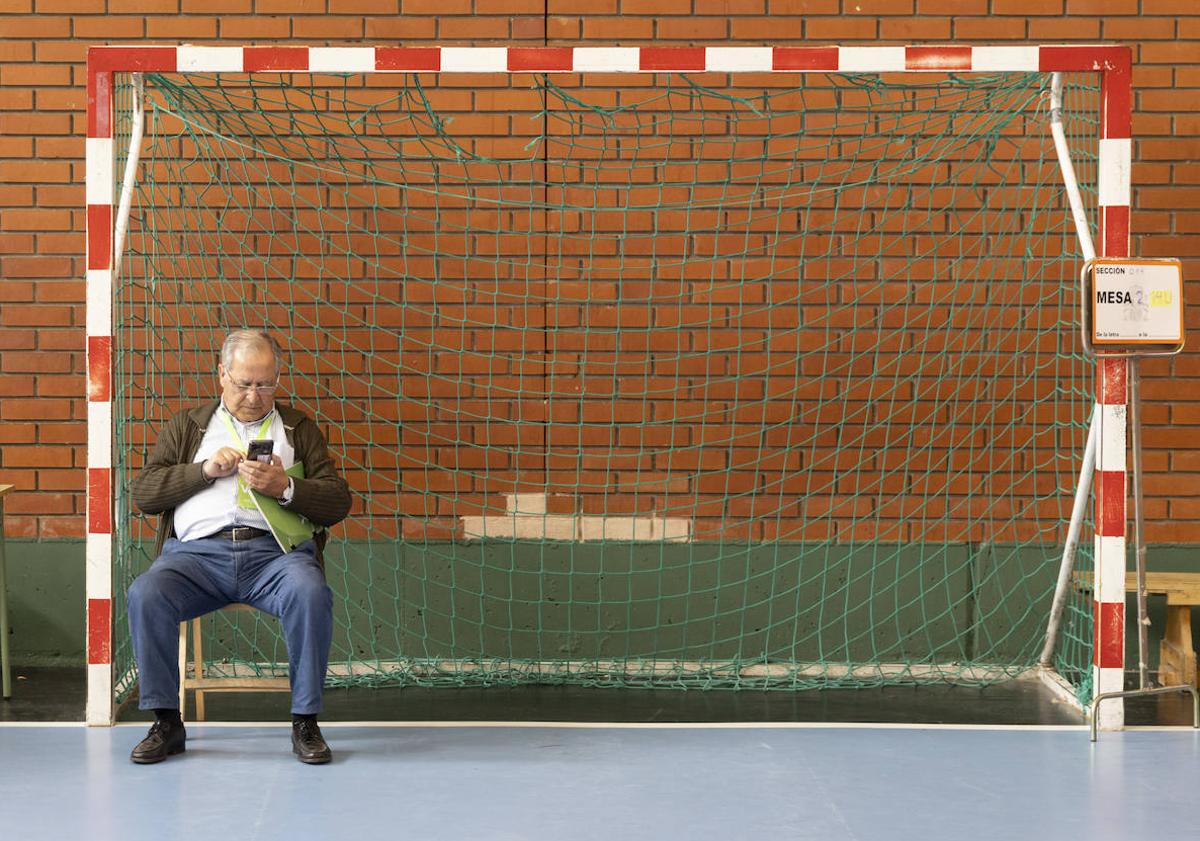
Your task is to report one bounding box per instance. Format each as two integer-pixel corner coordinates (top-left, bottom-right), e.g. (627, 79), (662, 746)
(219, 345), (279, 422)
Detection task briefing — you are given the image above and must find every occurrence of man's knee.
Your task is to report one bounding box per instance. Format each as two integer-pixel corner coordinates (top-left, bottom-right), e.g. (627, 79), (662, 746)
(128, 565), (193, 621)
(283, 574), (333, 617)
(127, 570), (165, 614)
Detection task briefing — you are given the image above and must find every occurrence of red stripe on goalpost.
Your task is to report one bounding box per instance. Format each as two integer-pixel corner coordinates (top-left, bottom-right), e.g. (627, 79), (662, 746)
(905, 46), (971, 71)
(1093, 601), (1124, 669)
(244, 46), (310, 72)
(87, 598), (111, 665)
(86, 69), (111, 139)
(88, 45), (178, 73)
(1095, 471), (1126, 537)
(1039, 45), (1131, 139)
(640, 48), (707, 71)
(1097, 357), (1127, 406)
(508, 48), (574, 72)
(1101, 206), (1131, 258)
(87, 335), (111, 403)
(87, 46), (178, 138)
(771, 47), (839, 71)
(86, 204), (111, 270)
(375, 47), (442, 72)
(87, 468), (112, 535)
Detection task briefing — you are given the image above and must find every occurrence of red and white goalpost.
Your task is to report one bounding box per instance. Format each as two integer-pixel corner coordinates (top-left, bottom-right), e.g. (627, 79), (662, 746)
(85, 44), (1132, 727)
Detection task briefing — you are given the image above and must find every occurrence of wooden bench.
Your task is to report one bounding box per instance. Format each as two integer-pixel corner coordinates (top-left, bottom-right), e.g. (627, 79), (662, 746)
(1076, 571), (1200, 687)
(178, 604), (290, 721)
(1127, 573), (1200, 687)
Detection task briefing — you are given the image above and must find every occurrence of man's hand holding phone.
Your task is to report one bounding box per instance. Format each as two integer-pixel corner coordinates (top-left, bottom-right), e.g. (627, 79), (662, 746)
(239, 440), (288, 498)
(203, 446), (244, 480)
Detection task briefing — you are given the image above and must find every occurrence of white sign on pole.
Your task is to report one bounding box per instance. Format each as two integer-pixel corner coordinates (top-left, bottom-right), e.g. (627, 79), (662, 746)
(1090, 258), (1184, 346)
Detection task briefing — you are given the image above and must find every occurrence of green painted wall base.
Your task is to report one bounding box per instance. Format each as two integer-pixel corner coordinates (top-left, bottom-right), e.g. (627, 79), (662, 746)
(5, 539), (1199, 677)
(3, 540), (86, 666)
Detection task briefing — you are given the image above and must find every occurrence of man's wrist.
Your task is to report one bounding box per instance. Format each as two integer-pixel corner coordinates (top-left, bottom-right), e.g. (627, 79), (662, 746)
(279, 476), (295, 505)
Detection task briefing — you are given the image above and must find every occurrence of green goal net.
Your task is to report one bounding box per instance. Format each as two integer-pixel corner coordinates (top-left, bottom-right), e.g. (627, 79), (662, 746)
(110, 68), (1098, 703)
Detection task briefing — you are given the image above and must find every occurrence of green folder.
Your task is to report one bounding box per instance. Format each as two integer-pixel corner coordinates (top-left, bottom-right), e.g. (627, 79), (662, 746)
(251, 462), (319, 553)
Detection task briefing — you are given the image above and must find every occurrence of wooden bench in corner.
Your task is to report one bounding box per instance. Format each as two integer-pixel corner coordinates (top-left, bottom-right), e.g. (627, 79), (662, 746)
(1128, 573), (1200, 688)
(1077, 571), (1200, 687)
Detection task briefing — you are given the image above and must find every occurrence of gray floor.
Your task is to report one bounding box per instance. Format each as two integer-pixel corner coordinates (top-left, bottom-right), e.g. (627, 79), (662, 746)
(2, 669), (1197, 840)
(1, 723), (1197, 841)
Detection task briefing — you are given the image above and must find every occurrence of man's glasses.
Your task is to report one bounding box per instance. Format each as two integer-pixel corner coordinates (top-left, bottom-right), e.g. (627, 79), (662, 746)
(227, 377), (279, 395)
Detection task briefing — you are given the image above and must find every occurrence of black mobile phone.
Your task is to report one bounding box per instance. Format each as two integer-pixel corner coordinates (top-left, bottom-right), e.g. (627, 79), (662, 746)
(247, 439), (274, 463)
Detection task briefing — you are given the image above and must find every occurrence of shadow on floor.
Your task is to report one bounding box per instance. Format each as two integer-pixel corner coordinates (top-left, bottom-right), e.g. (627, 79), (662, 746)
(4, 665), (1196, 728)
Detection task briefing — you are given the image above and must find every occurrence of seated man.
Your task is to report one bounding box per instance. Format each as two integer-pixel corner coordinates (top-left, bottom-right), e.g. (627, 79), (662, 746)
(127, 329), (352, 765)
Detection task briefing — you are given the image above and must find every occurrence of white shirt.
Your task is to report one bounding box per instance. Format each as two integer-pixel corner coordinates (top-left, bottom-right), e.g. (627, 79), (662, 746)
(173, 402), (297, 542)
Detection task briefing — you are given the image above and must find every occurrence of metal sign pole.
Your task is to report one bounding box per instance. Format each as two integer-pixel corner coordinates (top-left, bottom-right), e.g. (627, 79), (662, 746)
(1130, 360), (1149, 691)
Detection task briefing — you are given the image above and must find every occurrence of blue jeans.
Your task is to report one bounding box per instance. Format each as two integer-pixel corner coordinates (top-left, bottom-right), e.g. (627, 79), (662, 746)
(127, 535), (332, 715)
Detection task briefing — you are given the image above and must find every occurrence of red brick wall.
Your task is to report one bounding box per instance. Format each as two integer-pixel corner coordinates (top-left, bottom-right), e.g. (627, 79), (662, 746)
(0, 2), (1197, 541)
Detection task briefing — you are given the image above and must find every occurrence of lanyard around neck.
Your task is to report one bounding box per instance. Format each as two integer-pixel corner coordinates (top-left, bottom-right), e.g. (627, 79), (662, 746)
(219, 408), (274, 454)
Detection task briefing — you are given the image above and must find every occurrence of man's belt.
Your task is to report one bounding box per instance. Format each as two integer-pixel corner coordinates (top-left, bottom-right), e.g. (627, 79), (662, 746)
(211, 526), (273, 541)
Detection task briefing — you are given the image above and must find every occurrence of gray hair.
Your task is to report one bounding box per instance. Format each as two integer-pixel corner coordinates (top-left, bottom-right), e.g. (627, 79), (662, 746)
(220, 329), (284, 374)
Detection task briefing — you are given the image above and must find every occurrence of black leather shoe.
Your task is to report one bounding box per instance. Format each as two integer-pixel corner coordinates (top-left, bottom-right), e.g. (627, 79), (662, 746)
(130, 719), (186, 764)
(292, 719), (332, 765)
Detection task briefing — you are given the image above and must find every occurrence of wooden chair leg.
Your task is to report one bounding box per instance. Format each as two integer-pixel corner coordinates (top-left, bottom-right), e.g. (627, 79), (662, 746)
(177, 621), (187, 718)
(193, 617), (206, 721)
(175, 605), (292, 721)
(1159, 605), (1197, 687)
